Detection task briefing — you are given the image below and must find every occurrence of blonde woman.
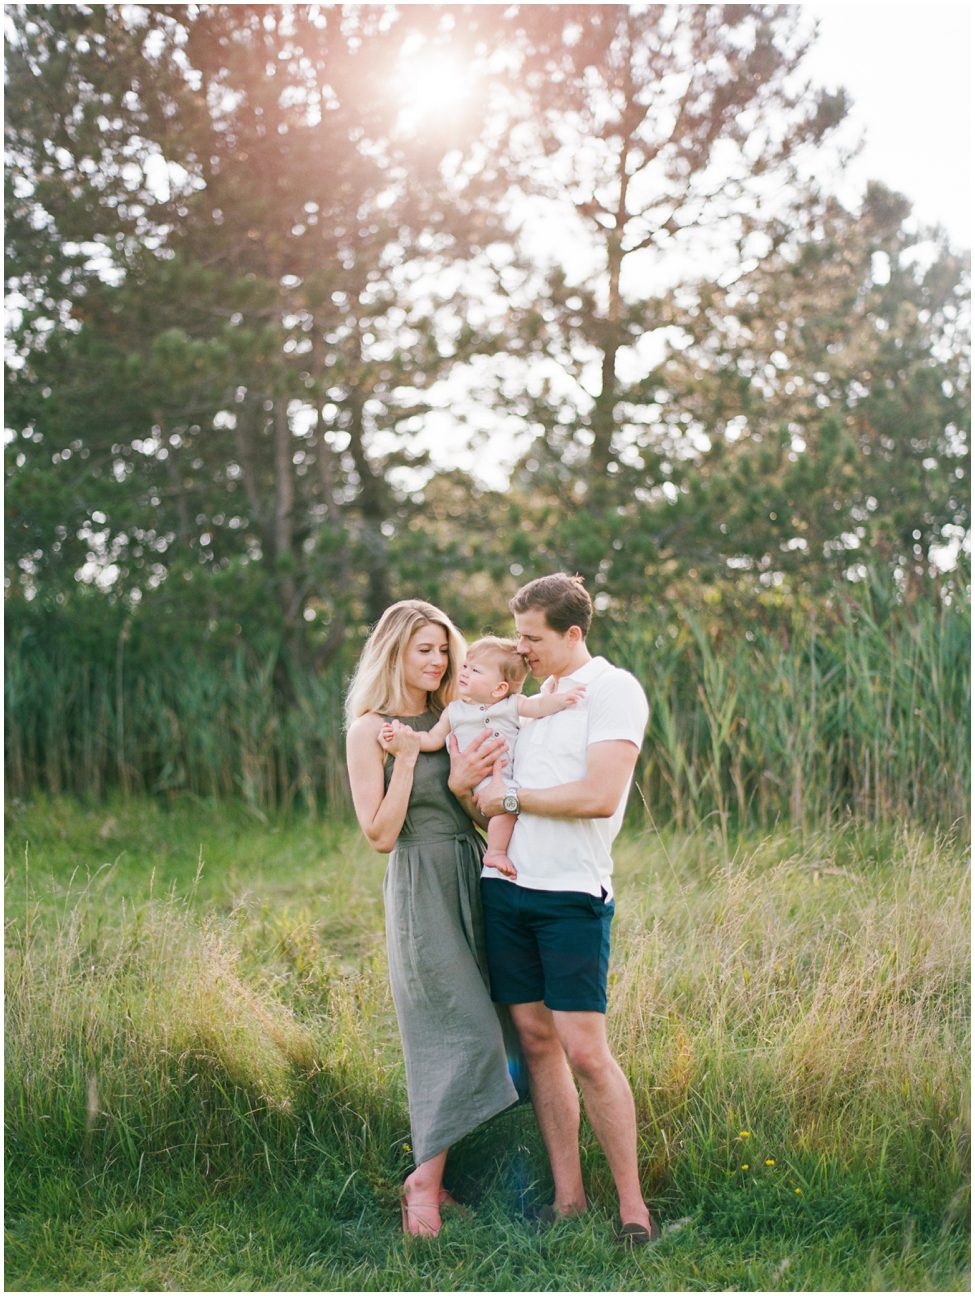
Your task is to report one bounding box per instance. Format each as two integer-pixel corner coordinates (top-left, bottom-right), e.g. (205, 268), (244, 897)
(345, 600), (520, 1238)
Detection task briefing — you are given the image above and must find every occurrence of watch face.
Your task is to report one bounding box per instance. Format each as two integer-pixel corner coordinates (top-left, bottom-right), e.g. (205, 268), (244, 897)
(502, 793), (519, 813)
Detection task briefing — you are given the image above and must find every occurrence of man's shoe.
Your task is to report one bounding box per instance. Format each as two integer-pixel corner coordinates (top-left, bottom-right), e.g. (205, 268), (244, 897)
(532, 1203), (586, 1230)
(617, 1217), (659, 1247)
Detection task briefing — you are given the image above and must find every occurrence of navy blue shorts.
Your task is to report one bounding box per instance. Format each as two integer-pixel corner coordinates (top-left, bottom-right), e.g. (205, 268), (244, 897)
(481, 877), (615, 1013)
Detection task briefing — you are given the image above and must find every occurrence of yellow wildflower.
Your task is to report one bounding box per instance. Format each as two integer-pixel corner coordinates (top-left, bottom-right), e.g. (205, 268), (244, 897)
(794, 1187), (802, 1195)
(741, 1163), (750, 1170)
(738, 1130), (751, 1139)
(765, 1158), (776, 1166)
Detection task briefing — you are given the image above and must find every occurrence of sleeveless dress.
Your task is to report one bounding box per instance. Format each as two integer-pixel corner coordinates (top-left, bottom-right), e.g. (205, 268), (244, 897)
(382, 711), (520, 1166)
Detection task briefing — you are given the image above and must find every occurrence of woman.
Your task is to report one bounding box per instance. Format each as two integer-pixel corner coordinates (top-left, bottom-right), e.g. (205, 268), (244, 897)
(345, 599), (519, 1238)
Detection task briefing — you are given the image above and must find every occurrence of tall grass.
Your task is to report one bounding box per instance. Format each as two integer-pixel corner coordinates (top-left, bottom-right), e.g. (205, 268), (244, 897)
(610, 827), (970, 1202)
(4, 801), (970, 1290)
(617, 574), (970, 833)
(5, 902), (398, 1189)
(6, 571), (969, 826)
(5, 636), (349, 815)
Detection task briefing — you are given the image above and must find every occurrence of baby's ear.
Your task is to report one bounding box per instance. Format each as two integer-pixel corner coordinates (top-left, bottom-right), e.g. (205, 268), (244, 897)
(493, 680), (511, 699)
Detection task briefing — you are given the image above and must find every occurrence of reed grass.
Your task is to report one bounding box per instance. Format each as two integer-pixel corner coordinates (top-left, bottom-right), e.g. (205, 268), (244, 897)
(618, 574), (970, 834)
(6, 571), (969, 827)
(4, 798), (969, 1290)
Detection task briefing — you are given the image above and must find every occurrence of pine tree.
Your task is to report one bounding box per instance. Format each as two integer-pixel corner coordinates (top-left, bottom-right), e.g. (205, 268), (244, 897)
(656, 182), (970, 595)
(5, 2), (518, 661)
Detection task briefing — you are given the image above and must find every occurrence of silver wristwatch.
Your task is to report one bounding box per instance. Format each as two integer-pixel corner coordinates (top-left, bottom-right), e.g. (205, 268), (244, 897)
(501, 789), (520, 815)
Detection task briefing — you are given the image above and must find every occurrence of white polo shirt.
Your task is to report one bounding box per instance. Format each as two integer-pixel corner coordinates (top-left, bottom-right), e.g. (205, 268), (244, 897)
(483, 655), (649, 898)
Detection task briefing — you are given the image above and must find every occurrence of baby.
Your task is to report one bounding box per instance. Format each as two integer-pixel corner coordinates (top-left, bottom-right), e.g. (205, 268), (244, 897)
(382, 636), (584, 877)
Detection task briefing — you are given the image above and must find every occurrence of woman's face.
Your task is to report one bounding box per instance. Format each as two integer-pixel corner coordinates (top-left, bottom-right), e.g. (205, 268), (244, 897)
(402, 622), (450, 695)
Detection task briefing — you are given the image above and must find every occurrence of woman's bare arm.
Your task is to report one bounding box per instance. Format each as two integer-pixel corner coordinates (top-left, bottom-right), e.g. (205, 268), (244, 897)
(346, 714), (422, 854)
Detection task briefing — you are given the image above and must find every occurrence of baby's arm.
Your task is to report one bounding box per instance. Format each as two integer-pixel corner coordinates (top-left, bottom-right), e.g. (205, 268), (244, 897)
(380, 713), (451, 752)
(517, 685), (586, 718)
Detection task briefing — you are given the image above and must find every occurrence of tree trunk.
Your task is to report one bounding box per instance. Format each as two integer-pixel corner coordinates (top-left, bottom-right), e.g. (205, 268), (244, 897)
(342, 297), (393, 628)
(346, 386), (392, 621)
(273, 398), (300, 647)
(310, 379), (351, 669)
(233, 396), (272, 556)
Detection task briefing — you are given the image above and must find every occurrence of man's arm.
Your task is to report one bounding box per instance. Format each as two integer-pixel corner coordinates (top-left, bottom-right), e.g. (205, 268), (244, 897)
(476, 739), (639, 820)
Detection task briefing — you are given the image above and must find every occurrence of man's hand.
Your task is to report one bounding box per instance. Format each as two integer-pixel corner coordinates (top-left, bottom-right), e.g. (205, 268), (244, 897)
(473, 758), (508, 818)
(447, 728), (507, 799)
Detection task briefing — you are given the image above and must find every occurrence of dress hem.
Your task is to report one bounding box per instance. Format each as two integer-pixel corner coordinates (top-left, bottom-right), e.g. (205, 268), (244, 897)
(412, 1087), (521, 1167)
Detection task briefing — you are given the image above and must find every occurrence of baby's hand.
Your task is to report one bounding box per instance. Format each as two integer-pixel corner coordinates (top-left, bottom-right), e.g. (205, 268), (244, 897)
(379, 719), (403, 750)
(553, 685), (586, 710)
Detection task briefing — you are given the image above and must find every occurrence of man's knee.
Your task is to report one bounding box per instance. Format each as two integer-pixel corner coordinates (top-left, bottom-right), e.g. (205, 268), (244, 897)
(512, 1003), (560, 1061)
(563, 1037), (613, 1083)
(555, 1015), (615, 1083)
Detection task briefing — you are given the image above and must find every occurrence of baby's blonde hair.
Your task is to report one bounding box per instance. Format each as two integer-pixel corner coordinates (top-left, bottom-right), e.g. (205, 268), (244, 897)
(468, 636), (529, 693)
(345, 600), (466, 727)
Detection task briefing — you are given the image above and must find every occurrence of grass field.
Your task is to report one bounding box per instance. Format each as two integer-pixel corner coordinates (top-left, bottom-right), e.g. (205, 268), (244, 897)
(4, 795), (971, 1292)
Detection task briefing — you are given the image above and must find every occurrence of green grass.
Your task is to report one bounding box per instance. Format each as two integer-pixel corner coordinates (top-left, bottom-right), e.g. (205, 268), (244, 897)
(8, 570), (969, 829)
(5, 796), (971, 1291)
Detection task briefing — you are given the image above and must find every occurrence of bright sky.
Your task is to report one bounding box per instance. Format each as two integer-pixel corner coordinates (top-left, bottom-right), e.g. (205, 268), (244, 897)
(802, 1), (972, 245)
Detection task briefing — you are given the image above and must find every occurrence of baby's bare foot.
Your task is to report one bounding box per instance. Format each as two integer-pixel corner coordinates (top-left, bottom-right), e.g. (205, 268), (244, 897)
(482, 850), (517, 879)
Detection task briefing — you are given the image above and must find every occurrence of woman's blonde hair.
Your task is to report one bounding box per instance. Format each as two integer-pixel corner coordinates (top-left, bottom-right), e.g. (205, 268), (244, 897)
(344, 600), (467, 728)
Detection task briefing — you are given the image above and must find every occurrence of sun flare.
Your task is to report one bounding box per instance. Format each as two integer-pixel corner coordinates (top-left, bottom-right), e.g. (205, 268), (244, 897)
(396, 49), (474, 124)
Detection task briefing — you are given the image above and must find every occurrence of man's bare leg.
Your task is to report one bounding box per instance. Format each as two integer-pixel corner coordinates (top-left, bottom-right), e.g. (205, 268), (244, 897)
(510, 1000), (587, 1215)
(553, 1010), (652, 1229)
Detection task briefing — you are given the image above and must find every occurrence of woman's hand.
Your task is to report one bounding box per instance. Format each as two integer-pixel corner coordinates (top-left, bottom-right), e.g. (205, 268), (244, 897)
(447, 728), (507, 798)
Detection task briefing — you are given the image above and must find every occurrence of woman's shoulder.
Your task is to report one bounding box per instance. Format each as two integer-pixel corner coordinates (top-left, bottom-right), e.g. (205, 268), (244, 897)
(346, 711), (385, 745)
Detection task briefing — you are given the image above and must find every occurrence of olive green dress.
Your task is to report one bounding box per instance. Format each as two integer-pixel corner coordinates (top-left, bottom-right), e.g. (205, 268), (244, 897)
(382, 711), (520, 1166)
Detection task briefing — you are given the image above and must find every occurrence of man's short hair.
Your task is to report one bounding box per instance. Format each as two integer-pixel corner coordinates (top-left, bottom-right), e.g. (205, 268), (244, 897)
(468, 636), (529, 691)
(509, 572), (593, 637)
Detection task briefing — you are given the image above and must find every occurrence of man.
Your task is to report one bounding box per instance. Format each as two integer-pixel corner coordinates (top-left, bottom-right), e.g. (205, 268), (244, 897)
(448, 572), (656, 1245)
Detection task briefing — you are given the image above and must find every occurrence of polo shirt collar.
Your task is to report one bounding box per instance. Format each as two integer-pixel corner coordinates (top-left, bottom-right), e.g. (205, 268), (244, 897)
(560, 655), (609, 685)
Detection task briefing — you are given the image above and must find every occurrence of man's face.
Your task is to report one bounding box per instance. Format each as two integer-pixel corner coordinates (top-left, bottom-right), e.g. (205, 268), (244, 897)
(514, 607), (575, 679)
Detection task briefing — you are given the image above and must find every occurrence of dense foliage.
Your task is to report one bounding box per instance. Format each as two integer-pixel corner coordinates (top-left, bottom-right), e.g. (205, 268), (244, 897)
(5, 3), (970, 809)
(5, 563), (969, 825)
